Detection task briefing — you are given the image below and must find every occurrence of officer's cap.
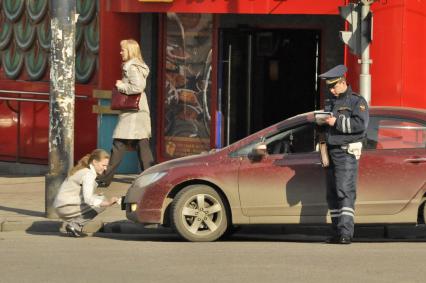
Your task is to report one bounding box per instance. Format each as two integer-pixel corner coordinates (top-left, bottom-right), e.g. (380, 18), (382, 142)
(319, 65), (347, 85)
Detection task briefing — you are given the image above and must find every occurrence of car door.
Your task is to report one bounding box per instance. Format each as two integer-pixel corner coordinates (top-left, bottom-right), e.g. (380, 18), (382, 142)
(237, 122), (328, 219)
(357, 115), (426, 215)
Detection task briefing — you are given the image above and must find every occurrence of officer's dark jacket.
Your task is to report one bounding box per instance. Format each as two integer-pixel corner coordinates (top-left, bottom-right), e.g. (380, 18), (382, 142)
(326, 86), (369, 146)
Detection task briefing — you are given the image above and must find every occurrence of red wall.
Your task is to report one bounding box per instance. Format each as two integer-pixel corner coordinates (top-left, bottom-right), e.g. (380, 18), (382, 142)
(369, 0), (405, 106)
(402, 0), (426, 107)
(0, 80), (98, 164)
(98, 1), (141, 89)
(346, 0), (426, 109)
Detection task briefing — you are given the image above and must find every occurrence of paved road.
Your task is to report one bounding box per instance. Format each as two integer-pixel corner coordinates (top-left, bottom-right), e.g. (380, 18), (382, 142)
(1, 231), (425, 283)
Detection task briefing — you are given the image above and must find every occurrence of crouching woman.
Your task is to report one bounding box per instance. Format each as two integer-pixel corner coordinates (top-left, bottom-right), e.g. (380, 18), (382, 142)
(54, 149), (120, 237)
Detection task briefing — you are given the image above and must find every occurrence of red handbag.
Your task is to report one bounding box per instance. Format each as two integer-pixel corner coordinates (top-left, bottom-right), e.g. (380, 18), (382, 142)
(110, 88), (141, 111)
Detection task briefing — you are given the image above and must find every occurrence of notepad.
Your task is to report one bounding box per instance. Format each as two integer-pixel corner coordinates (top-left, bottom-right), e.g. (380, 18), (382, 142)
(314, 111), (333, 125)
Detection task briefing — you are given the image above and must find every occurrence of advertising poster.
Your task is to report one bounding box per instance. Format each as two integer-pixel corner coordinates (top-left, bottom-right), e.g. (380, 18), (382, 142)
(163, 13), (213, 158)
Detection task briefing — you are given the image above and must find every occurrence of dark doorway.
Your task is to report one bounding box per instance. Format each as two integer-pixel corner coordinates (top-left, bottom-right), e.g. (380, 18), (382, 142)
(219, 28), (320, 145)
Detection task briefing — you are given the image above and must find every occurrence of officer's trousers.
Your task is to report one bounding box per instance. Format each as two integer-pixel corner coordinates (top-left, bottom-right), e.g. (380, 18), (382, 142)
(326, 147), (359, 238)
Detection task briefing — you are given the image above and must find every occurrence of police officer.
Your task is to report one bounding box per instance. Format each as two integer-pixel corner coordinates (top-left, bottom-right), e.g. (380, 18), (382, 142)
(319, 65), (369, 244)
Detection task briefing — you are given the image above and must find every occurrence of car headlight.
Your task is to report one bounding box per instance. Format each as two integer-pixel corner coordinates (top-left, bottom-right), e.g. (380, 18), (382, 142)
(135, 172), (167, 188)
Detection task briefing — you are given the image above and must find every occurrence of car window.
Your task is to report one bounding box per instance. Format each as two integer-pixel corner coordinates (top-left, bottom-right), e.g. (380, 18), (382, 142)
(229, 139), (261, 157)
(265, 123), (317, 155)
(365, 117), (426, 150)
(230, 123), (317, 157)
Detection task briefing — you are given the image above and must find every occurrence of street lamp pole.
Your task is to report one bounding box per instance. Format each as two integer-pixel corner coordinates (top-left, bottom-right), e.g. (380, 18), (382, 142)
(45, 0), (77, 218)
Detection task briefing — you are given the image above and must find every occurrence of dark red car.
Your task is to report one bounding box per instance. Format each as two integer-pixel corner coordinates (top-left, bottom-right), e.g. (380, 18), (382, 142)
(123, 107), (426, 242)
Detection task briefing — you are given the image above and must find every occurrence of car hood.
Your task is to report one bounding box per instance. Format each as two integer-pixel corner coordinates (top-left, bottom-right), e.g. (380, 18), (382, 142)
(142, 148), (227, 175)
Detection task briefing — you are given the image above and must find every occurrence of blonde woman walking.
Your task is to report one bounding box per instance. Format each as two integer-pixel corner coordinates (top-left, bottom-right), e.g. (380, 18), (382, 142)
(97, 39), (154, 187)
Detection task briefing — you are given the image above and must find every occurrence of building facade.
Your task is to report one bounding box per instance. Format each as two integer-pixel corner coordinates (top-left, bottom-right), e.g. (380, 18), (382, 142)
(0, 0), (425, 173)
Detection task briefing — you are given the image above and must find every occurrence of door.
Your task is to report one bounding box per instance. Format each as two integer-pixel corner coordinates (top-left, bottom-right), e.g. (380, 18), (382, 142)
(219, 29), (253, 145)
(357, 115), (426, 215)
(219, 28), (321, 146)
(237, 122), (329, 221)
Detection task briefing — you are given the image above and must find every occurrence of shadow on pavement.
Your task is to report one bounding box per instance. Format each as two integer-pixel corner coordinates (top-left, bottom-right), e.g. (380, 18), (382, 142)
(0, 205), (44, 217)
(94, 232), (184, 242)
(25, 221), (62, 233)
(22, 221), (426, 243)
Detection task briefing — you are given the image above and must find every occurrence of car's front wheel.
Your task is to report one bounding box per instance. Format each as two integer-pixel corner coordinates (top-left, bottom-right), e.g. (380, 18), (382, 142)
(421, 199), (426, 224)
(172, 185), (228, 242)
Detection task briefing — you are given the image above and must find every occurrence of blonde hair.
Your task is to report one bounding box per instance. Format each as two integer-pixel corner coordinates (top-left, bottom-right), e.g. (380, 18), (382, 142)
(120, 39), (144, 63)
(69, 149), (110, 176)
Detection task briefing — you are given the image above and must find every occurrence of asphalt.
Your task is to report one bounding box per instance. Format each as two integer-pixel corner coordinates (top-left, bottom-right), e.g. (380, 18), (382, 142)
(0, 173), (172, 235)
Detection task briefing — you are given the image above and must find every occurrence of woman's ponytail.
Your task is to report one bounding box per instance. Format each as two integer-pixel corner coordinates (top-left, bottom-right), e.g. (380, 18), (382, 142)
(68, 149), (109, 176)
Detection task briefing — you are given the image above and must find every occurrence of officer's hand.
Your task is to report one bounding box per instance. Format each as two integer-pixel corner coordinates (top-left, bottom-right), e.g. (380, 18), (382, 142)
(325, 116), (337, 126)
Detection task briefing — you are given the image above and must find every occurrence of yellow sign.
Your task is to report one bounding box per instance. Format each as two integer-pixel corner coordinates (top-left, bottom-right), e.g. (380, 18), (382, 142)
(138, 0), (173, 2)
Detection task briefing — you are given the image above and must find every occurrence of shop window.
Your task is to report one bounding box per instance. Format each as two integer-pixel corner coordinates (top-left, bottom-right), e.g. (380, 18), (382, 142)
(162, 13), (213, 159)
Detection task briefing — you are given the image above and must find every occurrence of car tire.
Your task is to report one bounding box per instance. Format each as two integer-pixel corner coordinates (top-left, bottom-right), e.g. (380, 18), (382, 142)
(172, 185), (228, 242)
(422, 200), (426, 224)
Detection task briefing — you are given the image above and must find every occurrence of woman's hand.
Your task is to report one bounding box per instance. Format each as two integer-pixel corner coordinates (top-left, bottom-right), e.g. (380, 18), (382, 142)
(109, 196), (120, 204)
(115, 80), (122, 87)
(100, 196), (120, 207)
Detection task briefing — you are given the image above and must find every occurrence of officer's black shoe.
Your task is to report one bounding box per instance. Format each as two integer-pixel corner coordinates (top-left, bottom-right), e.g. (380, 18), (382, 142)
(325, 235), (340, 244)
(338, 236), (352, 244)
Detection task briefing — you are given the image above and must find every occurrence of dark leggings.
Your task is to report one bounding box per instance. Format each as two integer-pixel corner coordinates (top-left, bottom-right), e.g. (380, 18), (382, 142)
(98, 138), (154, 186)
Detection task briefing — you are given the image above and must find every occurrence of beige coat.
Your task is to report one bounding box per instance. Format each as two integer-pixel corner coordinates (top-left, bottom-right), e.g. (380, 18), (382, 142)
(54, 165), (104, 207)
(113, 58), (152, 140)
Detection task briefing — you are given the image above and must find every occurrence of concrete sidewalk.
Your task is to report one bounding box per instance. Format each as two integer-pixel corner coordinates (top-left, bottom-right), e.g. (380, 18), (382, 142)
(0, 174), (168, 235)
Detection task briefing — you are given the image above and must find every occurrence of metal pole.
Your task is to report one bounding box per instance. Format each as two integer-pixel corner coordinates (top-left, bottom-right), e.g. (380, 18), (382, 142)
(226, 44), (232, 146)
(360, 0), (373, 105)
(45, 0), (77, 218)
(246, 34), (252, 136)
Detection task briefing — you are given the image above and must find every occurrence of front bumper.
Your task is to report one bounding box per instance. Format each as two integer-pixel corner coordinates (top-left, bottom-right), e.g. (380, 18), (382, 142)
(122, 173), (173, 225)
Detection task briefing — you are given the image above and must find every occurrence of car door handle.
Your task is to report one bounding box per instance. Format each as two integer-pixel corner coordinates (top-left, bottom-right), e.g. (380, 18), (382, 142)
(404, 157), (426, 164)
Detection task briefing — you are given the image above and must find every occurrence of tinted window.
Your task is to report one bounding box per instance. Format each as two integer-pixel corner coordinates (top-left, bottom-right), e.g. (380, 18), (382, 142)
(266, 123), (316, 155)
(366, 117), (426, 150)
(230, 123), (317, 157)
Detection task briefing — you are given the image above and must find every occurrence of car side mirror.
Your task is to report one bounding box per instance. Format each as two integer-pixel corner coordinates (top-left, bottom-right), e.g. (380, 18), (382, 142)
(248, 142), (267, 161)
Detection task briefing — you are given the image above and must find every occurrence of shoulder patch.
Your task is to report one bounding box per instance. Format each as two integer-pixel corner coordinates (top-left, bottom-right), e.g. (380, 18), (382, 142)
(359, 104), (366, 111)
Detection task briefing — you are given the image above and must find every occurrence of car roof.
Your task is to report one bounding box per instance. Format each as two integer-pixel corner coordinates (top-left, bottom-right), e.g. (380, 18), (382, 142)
(226, 106), (426, 151)
(369, 106), (426, 120)
(272, 106), (425, 133)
